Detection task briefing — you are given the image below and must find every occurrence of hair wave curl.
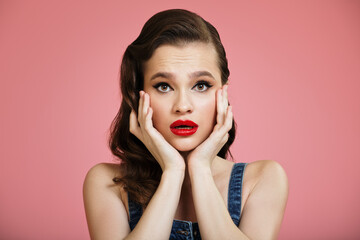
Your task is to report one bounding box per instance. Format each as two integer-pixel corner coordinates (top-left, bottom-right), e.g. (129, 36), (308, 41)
(109, 9), (236, 207)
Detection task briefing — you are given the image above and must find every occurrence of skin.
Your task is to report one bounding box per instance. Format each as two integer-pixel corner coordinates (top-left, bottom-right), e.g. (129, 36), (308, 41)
(83, 42), (289, 240)
(142, 42), (222, 154)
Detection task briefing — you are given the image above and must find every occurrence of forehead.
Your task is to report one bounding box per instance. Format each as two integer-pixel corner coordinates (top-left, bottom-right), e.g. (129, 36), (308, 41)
(143, 42), (221, 80)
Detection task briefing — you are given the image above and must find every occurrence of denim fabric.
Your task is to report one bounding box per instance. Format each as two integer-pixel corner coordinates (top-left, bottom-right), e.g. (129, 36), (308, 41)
(128, 162), (247, 240)
(227, 162), (247, 227)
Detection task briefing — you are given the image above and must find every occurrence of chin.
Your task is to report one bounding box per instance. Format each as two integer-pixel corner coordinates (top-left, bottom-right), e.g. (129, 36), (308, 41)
(169, 139), (202, 152)
(175, 146), (196, 152)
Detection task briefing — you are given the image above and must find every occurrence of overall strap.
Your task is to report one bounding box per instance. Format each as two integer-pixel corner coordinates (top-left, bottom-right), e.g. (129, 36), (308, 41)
(227, 162), (247, 227)
(127, 193), (143, 230)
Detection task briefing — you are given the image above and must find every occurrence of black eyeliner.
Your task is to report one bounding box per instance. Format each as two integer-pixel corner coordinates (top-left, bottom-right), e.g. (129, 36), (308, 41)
(194, 80), (213, 89)
(153, 82), (173, 92)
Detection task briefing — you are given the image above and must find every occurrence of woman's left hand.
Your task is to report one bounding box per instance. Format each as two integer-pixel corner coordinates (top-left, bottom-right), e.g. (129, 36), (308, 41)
(187, 85), (233, 170)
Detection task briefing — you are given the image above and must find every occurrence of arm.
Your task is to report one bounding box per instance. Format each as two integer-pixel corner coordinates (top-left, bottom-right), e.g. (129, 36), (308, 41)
(125, 91), (186, 239)
(83, 163), (130, 240)
(189, 164), (248, 240)
(186, 85), (247, 239)
(187, 86), (288, 239)
(189, 160), (288, 240)
(83, 163), (184, 240)
(238, 160), (288, 239)
(83, 91), (187, 240)
(127, 169), (184, 240)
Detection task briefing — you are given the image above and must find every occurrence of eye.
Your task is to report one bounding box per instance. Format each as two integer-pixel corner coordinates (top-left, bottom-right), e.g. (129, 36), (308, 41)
(153, 82), (172, 93)
(193, 81), (213, 92)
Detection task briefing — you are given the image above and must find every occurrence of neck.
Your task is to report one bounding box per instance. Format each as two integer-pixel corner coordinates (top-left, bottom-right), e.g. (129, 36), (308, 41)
(179, 151), (190, 160)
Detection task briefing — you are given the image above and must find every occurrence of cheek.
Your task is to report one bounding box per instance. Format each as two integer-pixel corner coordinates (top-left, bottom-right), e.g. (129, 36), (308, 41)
(196, 95), (217, 123)
(149, 96), (168, 128)
(196, 96), (216, 112)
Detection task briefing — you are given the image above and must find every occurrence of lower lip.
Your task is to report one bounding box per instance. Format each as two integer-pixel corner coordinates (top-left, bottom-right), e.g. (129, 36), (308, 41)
(170, 127), (198, 136)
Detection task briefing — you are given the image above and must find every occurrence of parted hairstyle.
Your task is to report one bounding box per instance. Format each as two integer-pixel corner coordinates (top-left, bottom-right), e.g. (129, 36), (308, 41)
(109, 9), (236, 207)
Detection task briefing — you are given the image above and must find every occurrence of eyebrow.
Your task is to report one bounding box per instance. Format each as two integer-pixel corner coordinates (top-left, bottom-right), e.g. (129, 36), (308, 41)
(150, 72), (174, 81)
(190, 71), (215, 79)
(150, 71), (215, 81)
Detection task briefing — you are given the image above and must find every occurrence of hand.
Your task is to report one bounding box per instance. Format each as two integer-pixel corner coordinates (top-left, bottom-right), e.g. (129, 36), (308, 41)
(129, 91), (185, 172)
(187, 85), (233, 170)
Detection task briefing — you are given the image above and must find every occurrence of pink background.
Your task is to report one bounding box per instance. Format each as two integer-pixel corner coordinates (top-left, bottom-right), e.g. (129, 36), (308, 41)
(1, 0), (359, 239)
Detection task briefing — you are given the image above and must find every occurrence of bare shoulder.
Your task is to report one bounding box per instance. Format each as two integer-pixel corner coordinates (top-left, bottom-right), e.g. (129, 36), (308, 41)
(83, 163), (130, 239)
(242, 160), (288, 205)
(83, 162), (126, 202)
(245, 160), (288, 184)
(240, 160), (288, 239)
(84, 162), (121, 185)
(83, 163), (122, 201)
(244, 160), (288, 200)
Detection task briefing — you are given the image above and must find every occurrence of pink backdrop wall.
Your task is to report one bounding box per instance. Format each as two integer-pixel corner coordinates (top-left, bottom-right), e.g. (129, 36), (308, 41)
(1, 1), (359, 239)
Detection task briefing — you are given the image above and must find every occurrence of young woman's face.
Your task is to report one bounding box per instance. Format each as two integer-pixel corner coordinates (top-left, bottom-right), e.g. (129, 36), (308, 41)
(143, 42), (223, 152)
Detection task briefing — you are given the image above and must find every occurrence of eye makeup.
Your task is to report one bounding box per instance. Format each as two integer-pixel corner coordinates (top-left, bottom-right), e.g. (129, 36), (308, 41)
(152, 80), (213, 93)
(153, 82), (173, 93)
(192, 80), (213, 92)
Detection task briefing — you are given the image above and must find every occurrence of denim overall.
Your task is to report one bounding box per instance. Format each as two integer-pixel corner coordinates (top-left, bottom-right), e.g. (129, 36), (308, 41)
(128, 162), (247, 240)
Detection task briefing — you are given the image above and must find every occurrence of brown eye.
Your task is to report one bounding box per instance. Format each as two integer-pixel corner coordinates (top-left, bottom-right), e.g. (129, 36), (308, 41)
(153, 83), (172, 93)
(193, 81), (212, 92)
(159, 85), (170, 92)
(197, 84), (205, 90)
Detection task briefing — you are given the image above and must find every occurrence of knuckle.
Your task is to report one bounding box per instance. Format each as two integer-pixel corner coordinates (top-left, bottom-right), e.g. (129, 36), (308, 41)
(144, 124), (151, 132)
(129, 125), (135, 133)
(225, 122), (232, 130)
(129, 122), (137, 134)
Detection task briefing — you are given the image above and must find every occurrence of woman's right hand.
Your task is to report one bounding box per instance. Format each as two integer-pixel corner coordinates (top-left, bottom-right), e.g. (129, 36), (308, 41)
(129, 91), (185, 172)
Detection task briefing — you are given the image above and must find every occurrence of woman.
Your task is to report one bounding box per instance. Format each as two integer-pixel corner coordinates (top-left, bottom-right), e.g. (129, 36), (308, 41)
(83, 9), (288, 240)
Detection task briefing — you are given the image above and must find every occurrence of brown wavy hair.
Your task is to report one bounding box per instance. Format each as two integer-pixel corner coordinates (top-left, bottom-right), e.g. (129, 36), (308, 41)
(109, 9), (236, 207)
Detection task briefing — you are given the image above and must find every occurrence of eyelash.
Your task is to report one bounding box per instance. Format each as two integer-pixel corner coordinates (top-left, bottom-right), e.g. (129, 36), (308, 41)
(153, 81), (213, 93)
(193, 81), (213, 92)
(153, 82), (172, 93)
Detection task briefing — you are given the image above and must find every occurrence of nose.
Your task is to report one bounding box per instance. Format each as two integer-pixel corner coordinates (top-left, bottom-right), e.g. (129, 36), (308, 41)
(172, 91), (193, 114)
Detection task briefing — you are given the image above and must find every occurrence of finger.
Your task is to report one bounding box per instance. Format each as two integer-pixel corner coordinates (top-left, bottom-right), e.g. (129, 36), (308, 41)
(211, 107), (232, 150)
(222, 105), (233, 133)
(139, 91), (150, 129)
(214, 105), (233, 135)
(223, 85), (229, 110)
(129, 109), (142, 140)
(141, 92), (150, 127)
(143, 92), (150, 111)
(138, 91), (144, 122)
(222, 85), (228, 124)
(144, 106), (154, 132)
(216, 88), (224, 125)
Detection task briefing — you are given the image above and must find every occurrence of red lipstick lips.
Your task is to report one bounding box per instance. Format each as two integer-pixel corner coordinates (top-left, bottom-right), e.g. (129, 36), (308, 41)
(170, 120), (198, 136)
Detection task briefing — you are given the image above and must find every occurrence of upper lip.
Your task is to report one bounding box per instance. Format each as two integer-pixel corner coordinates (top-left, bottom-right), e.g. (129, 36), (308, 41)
(170, 120), (198, 128)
